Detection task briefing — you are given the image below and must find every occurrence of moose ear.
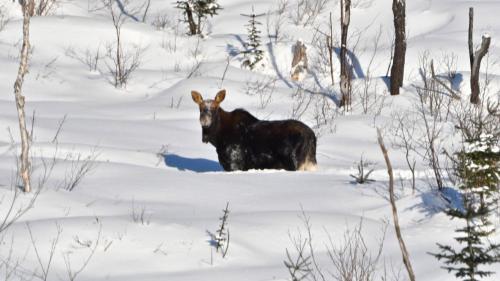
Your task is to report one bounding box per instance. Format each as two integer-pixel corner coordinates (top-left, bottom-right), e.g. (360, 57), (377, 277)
(214, 89), (226, 104)
(191, 91), (203, 105)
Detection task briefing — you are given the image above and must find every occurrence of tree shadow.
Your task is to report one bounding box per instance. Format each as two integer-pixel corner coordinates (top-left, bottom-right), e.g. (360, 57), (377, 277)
(206, 230), (218, 247)
(304, 46), (366, 107)
(447, 73), (463, 91)
(227, 36), (294, 88)
(266, 41), (294, 88)
(266, 42), (293, 88)
(226, 43), (240, 57)
(334, 47), (365, 79)
(114, 0), (139, 22)
(381, 76), (391, 91)
(164, 154), (222, 172)
(308, 71), (341, 106)
(406, 187), (463, 220)
(233, 34), (248, 53)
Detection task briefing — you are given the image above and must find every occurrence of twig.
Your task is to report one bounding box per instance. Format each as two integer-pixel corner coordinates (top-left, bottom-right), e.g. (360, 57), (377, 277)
(51, 114), (67, 143)
(430, 60), (460, 100)
(63, 223), (102, 281)
(27, 222), (62, 281)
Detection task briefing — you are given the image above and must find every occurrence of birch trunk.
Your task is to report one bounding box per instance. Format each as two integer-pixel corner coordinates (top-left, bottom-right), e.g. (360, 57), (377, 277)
(339, 0), (351, 108)
(13, 0), (35, 193)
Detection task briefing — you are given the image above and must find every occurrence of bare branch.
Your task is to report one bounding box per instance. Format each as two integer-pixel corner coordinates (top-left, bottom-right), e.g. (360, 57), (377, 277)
(0, 186), (40, 234)
(430, 60), (460, 100)
(27, 222), (62, 281)
(60, 148), (99, 192)
(377, 129), (416, 281)
(63, 223), (102, 281)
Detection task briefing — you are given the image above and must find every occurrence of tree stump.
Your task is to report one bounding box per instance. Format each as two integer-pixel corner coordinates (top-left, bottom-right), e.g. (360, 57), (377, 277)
(291, 40), (308, 81)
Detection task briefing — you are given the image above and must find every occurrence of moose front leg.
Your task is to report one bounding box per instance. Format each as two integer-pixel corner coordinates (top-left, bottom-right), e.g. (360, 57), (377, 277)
(217, 144), (246, 171)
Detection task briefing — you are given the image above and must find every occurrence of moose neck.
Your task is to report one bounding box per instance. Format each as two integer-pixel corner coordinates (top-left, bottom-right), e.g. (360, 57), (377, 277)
(203, 107), (228, 146)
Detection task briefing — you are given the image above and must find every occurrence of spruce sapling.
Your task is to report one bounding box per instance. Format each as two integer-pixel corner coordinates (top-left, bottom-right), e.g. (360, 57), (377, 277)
(432, 133), (500, 281)
(241, 7), (265, 70)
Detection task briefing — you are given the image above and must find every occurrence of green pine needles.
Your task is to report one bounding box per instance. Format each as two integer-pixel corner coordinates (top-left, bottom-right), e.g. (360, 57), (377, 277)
(433, 133), (500, 281)
(175, 0), (221, 35)
(241, 7), (265, 70)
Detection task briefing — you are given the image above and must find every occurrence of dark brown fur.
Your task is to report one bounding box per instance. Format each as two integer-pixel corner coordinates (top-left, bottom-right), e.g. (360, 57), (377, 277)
(192, 90), (317, 171)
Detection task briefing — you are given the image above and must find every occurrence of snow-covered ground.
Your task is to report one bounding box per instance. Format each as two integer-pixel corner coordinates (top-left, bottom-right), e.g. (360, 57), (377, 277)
(0, 0), (499, 280)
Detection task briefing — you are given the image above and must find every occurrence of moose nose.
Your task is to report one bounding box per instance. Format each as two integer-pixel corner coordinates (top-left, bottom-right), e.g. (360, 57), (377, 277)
(200, 116), (212, 127)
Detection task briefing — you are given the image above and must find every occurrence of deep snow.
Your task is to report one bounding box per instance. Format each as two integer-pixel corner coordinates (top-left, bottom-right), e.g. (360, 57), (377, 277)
(0, 0), (499, 280)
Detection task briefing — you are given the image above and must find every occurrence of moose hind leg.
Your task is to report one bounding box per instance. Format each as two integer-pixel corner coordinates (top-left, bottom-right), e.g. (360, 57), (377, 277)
(296, 134), (317, 171)
(298, 157), (317, 171)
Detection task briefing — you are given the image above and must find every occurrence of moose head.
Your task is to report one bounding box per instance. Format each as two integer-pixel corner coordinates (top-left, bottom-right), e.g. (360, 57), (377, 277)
(191, 89), (226, 143)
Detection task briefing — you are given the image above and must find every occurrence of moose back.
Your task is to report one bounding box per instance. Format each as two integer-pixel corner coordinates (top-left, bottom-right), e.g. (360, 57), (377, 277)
(191, 89), (317, 171)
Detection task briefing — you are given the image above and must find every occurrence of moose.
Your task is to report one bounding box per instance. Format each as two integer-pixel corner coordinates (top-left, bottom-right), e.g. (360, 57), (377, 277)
(191, 89), (317, 171)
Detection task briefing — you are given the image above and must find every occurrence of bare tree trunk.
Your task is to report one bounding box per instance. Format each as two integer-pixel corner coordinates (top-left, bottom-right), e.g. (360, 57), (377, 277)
(377, 129), (416, 281)
(468, 8), (474, 68)
(141, 0), (151, 22)
(196, 13), (202, 35)
(13, 0), (35, 193)
(390, 0), (406, 96)
(470, 35), (490, 104)
(27, 0), (35, 17)
(186, 5), (197, 35)
(468, 7), (491, 104)
(115, 27), (122, 87)
(339, 0), (351, 109)
(328, 12), (334, 85)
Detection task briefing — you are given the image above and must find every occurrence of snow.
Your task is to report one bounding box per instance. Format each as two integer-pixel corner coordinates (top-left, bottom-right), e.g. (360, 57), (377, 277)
(0, 0), (499, 280)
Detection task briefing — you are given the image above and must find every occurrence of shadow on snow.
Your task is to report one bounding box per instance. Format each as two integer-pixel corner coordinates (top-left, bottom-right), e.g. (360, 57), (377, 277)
(407, 187), (463, 219)
(164, 154), (223, 173)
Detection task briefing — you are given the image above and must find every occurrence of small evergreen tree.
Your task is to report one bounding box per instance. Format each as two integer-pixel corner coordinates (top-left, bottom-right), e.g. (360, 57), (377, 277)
(432, 133), (500, 281)
(241, 8), (265, 70)
(175, 0), (221, 36)
(215, 202), (230, 258)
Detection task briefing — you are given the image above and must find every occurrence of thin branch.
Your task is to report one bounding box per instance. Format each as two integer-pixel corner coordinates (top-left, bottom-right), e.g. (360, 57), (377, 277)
(63, 223), (102, 281)
(27, 222), (62, 281)
(430, 60), (461, 100)
(51, 114), (67, 143)
(377, 129), (416, 281)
